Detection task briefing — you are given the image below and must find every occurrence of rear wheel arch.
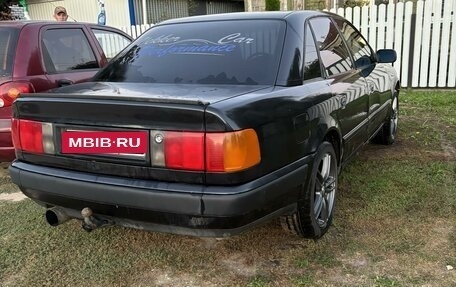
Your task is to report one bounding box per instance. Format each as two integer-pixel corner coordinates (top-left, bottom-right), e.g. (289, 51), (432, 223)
(372, 89), (399, 145)
(281, 140), (338, 239)
(323, 128), (342, 167)
(395, 82), (400, 93)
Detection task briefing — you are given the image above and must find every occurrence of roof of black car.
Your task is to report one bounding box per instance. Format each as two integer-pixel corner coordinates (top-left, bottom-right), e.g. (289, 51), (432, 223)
(160, 11), (330, 25)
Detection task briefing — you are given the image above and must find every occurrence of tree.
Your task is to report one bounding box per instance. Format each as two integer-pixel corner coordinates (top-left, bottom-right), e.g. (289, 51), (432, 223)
(0, 1), (12, 21)
(344, 0), (370, 8)
(265, 0), (280, 11)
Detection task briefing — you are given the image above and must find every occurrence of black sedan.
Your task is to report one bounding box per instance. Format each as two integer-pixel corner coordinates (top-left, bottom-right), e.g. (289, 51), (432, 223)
(10, 11), (399, 239)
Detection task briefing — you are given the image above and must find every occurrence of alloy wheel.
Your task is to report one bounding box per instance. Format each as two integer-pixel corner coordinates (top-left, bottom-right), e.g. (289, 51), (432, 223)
(313, 153), (336, 228)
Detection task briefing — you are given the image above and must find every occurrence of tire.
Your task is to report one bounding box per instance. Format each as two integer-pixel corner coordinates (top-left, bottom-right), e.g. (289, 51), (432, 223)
(281, 141), (338, 239)
(373, 92), (399, 145)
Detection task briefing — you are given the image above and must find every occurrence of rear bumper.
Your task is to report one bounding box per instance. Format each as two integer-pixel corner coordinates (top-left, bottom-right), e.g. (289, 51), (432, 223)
(10, 156), (313, 237)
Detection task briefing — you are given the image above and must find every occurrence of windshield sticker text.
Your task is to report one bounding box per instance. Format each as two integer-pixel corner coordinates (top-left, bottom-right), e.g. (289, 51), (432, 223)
(142, 44), (236, 57)
(142, 33), (254, 57)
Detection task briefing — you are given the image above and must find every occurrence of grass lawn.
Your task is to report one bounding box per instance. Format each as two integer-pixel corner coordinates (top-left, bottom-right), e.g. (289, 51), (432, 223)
(0, 90), (455, 287)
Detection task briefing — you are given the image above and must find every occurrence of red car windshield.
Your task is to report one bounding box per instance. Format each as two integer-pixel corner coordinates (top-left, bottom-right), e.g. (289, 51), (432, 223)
(95, 20), (286, 85)
(0, 27), (19, 78)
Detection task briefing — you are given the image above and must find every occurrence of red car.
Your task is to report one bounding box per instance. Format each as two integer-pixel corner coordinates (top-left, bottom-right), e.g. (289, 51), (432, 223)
(0, 21), (132, 161)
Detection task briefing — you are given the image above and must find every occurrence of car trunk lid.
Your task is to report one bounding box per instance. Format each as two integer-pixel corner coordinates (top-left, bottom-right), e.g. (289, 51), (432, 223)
(46, 82), (272, 105)
(13, 83), (270, 183)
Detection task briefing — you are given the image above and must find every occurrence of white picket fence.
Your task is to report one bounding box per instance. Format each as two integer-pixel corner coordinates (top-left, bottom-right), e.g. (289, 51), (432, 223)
(120, 24), (154, 40)
(118, 0), (456, 88)
(328, 0), (456, 88)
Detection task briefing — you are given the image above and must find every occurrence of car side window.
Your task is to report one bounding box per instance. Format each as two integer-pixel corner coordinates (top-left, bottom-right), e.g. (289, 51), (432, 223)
(0, 28), (19, 77)
(309, 17), (353, 76)
(333, 19), (374, 68)
(41, 28), (99, 73)
(91, 29), (131, 61)
(304, 24), (322, 80)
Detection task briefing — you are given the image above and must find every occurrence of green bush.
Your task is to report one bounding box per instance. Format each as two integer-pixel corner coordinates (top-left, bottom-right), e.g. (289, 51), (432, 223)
(344, 0), (370, 8)
(265, 0), (280, 11)
(0, 0), (12, 20)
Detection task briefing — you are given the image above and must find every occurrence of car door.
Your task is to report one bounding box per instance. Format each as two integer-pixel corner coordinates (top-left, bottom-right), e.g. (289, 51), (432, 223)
(41, 26), (102, 89)
(308, 17), (369, 160)
(333, 18), (392, 137)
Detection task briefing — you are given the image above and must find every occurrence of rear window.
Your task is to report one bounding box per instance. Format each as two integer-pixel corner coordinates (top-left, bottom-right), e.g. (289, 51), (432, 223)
(0, 28), (19, 77)
(95, 20), (286, 85)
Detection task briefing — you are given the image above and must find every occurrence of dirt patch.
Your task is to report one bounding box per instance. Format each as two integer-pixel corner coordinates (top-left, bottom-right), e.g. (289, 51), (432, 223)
(360, 138), (449, 162)
(441, 138), (456, 160)
(132, 269), (218, 287)
(1, 272), (23, 287)
(340, 253), (370, 269)
(325, 252), (455, 287)
(198, 237), (225, 249)
(0, 162), (10, 169)
(424, 219), (453, 253)
(220, 253), (258, 277)
(0, 192), (27, 202)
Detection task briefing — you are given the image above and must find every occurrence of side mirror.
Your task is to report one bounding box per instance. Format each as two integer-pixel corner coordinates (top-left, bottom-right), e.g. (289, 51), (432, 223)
(376, 49), (397, 63)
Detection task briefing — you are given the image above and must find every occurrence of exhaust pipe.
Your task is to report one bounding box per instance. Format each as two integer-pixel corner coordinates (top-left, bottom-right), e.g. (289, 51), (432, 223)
(45, 207), (70, 226)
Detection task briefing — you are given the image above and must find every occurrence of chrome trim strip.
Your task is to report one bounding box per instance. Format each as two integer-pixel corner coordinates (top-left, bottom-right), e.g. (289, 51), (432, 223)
(343, 117), (369, 141)
(94, 153), (147, 160)
(368, 99), (391, 121)
(343, 99), (391, 141)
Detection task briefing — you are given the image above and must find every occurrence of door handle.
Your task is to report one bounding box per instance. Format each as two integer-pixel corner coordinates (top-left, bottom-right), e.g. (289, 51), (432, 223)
(57, 79), (74, 87)
(339, 93), (347, 108)
(368, 83), (375, 93)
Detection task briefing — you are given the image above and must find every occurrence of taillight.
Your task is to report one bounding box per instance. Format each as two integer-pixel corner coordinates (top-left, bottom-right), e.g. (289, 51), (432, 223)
(11, 119), (54, 154)
(11, 118), (21, 149)
(151, 129), (261, 172)
(164, 132), (205, 171)
(12, 120), (260, 172)
(0, 82), (35, 108)
(206, 129), (261, 172)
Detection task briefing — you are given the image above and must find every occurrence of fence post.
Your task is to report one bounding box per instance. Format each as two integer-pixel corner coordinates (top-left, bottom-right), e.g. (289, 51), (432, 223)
(407, 11), (416, 89)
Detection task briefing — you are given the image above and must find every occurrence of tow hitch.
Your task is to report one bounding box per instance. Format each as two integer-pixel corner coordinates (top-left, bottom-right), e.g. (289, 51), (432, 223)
(81, 207), (114, 232)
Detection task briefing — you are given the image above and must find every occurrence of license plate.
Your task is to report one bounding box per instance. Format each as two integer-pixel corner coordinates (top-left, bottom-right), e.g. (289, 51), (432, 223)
(61, 131), (148, 154)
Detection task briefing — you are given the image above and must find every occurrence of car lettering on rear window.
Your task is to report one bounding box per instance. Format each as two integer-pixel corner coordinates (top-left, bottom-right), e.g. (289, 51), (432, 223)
(218, 33), (254, 44)
(141, 43), (237, 57)
(141, 33), (255, 57)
